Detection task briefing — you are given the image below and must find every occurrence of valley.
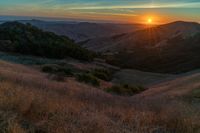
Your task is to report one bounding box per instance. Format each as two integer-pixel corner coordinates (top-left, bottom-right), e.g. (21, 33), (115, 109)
(1, 0), (200, 132)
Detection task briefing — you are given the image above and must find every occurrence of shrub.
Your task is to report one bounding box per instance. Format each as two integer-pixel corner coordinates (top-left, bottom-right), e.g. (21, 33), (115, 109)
(41, 64), (73, 76)
(91, 69), (113, 81)
(106, 84), (147, 96)
(48, 74), (65, 82)
(76, 73), (100, 87)
(191, 88), (200, 99)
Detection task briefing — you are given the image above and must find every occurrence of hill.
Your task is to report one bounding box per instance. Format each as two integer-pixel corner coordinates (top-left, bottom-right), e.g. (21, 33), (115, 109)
(0, 22), (94, 61)
(136, 68), (200, 104)
(84, 21), (200, 73)
(84, 21), (200, 52)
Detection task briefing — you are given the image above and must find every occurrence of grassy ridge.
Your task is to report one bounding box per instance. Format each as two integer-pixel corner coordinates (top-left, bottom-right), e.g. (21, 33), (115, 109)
(0, 60), (198, 133)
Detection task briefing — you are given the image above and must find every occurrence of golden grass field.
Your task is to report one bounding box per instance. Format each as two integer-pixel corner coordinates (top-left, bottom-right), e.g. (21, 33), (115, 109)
(0, 60), (199, 133)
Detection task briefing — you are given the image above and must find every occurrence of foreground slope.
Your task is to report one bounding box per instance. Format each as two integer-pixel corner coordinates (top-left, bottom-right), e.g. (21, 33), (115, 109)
(0, 58), (199, 133)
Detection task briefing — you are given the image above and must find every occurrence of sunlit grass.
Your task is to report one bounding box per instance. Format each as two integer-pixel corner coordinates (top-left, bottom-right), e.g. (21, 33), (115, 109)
(0, 60), (198, 132)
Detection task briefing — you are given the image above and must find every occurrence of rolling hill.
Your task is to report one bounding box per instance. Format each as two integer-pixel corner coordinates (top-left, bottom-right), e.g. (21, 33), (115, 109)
(0, 21), (94, 61)
(84, 21), (200, 73)
(84, 21), (200, 52)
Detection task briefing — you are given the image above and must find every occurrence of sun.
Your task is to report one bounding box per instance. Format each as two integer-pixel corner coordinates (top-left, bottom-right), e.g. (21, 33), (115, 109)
(147, 18), (152, 24)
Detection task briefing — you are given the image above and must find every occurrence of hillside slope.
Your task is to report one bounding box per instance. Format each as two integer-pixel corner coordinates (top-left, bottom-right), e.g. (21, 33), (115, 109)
(0, 22), (94, 61)
(84, 21), (200, 52)
(0, 58), (199, 132)
(86, 21), (200, 73)
(136, 70), (200, 100)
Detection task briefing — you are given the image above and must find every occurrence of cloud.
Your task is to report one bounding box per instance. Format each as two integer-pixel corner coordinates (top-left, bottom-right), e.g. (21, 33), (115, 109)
(65, 2), (200, 10)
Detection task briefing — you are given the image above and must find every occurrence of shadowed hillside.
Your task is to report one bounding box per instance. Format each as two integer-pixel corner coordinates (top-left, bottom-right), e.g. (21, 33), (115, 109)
(84, 21), (200, 52)
(84, 21), (200, 73)
(0, 22), (95, 61)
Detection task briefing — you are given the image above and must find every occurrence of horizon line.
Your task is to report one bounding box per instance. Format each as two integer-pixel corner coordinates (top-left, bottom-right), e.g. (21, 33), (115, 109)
(0, 14), (199, 25)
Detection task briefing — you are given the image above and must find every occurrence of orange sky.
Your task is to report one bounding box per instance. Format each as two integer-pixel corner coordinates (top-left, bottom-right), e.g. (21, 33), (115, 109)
(0, 0), (200, 24)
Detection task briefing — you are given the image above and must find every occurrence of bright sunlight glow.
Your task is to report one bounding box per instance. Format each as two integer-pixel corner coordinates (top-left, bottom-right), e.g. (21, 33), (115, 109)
(148, 18), (152, 24)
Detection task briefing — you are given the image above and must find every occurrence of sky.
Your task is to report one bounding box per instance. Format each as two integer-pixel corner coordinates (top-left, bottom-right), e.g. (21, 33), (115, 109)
(0, 0), (200, 24)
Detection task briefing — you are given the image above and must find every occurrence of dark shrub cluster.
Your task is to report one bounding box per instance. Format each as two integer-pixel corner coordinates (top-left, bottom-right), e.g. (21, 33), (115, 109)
(91, 69), (113, 81)
(48, 74), (66, 82)
(0, 22), (95, 61)
(76, 73), (100, 87)
(106, 84), (147, 96)
(42, 64), (73, 76)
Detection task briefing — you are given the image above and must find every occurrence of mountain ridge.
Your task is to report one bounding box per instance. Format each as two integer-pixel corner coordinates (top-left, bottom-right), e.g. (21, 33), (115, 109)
(12, 20), (145, 42)
(84, 21), (200, 52)
(81, 21), (200, 73)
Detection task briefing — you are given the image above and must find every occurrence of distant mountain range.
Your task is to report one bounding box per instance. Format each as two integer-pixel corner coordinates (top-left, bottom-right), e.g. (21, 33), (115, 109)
(12, 20), (145, 42)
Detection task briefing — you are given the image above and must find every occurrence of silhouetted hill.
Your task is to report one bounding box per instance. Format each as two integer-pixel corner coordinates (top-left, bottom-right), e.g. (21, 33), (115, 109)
(0, 22), (94, 61)
(84, 21), (200, 52)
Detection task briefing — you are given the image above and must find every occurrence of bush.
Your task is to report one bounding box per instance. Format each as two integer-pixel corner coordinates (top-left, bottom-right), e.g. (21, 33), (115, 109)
(91, 69), (113, 81)
(106, 84), (147, 96)
(191, 89), (200, 99)
(42, 64), (73, 76)
(76, 73), (100, 87)
(48, 74), (65, 82)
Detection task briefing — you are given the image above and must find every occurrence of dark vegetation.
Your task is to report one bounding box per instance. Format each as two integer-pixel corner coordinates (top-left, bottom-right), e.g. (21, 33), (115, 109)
(41, 63), (114, 86)
(77, 68), (113, 86)
(192, 89), (200, 99)
(76, 73), (100, 87)
(42, 64), (102, 84)
(91, 68), (113, 81)
(41, 63), (146, 94)
(106, 84), (147, 96)
(106, 33), (200, 74)
(0, 22), (95, 61)
(42, 64), (73, 76)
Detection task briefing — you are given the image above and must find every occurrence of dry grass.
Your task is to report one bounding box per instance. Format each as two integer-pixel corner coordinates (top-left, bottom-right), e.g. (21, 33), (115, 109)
(0, 60), (199, 133)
